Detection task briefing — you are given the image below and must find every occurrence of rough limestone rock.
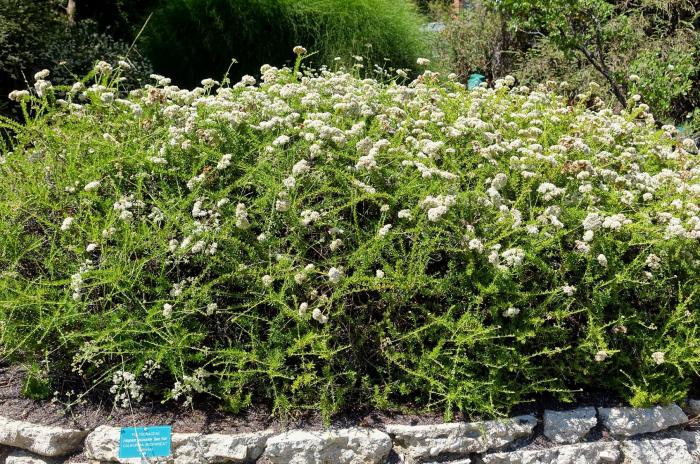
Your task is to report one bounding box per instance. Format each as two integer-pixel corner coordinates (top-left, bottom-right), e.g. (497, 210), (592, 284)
(262, 427), (392, 464)
(482, 441), (620, 464)
(597, 404), (687, 437)
(386, 415), (537, 462)
(543, 407), (598, 444)
(174, 431), (273, 463)
(425, 460), (471, 464)
(677, 431), (700, 457)
(620, 438), (693, 464)
(0, 416), (88, 457)
(5, 450), (59, 464)
(685, 399), (700, 417)
(84, 425), (272, 463)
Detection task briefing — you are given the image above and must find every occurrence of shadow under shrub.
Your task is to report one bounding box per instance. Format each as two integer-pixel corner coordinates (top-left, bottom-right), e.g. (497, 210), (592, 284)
(140, 0), (430, 87)
(1, 61), (699, 420)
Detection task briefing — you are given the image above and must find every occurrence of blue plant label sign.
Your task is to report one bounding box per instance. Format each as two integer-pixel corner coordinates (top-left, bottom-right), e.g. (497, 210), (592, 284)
(119, 425), (172, 459)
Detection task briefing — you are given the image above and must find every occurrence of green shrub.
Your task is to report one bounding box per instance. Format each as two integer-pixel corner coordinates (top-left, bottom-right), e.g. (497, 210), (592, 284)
(0, 0), (152, 118)
(1, 60), (699, 420)
(140, 0), (431, 86)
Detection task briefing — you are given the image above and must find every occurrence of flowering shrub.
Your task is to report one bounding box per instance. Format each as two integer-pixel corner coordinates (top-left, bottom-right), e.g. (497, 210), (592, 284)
(1, 56), (699, 420)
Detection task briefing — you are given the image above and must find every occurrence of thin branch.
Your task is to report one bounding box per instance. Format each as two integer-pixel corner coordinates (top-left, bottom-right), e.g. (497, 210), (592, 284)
(576, 43), (627, 107)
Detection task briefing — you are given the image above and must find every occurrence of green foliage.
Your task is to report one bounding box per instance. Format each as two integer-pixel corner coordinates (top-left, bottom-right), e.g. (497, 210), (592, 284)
(1, 62), (699, 419)
(434, 0), (700, 129)
(0, 0), (152, 118)
(73, 0), (160, 42)
(21, 363), (51, 401)
(429, 0), (529, 80)
(511, 1), (700, 123)
(628, 31), (699, 124)
(140, 0), (431, 86)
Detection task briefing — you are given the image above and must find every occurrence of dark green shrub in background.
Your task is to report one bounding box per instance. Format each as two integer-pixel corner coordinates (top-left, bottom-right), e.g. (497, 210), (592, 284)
(0, 0), (152, 118)
(141, 0), (431, 86)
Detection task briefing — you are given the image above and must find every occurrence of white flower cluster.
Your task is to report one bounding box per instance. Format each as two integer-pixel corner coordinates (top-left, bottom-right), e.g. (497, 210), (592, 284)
(420, 195), (456, 222)
(110, 370), (143, 408)
(171, 368), (208, 407)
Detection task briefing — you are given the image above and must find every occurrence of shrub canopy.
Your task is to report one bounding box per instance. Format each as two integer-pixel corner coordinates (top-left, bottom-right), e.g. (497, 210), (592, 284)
(140, 0), (430, 86)
(1, 60), (699, 419)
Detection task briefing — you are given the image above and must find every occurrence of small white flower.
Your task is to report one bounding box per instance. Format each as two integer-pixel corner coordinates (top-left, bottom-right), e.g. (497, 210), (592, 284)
(300, 209), (321, 226)
(206, 303), (217, 315)
(273, 135), (290, 146)
(330, 238), (343, 251)
(597, 254), (608, 267)
(34, 69), (50, 80)
(503, 307), (520, 318)
(61, 217), (74, 231)
(292, 159), (311, 176)
(594, 350), (609, 362)
(427, 206), (448, 222)
(293, 45), (307, 55)
(328, 267), (343, 284)
(376, 269), (385, 278)
(163, 303), (173, 318)
(491, 173), (508, 191)
(298, 302), (309, 315)
(8, 90), (30, 101)
(501, 248), (525, 267)
(84, 180), (101, 191)
(645, 254), (661, 270)
(201, 78), (219, 88)
(561, 284), (576, 296)
(416, 58), (431, 66)
(398, 209), (413, 220)
(651, 351), (666, 365)
(526, 225), (539, 235)
(378, 224), (393, 237)
(86, 243), (98, 252)
(312, 308), (328, 324)
(216, 154), (232, 170)
(582, 213), (602, 231)
(537, 182), (564, 201)
(468, 238), (484, 253)
(235, 203), (250, 229)
(262, 275), (273, 286)
(275, 200), (290, 212)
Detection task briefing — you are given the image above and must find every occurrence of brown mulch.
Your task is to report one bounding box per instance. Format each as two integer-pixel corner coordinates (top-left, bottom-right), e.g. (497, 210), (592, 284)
(0, 363), (636, 434)
(0, 364), (455, 434)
